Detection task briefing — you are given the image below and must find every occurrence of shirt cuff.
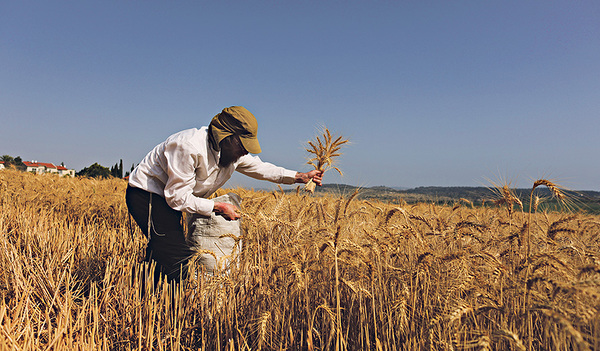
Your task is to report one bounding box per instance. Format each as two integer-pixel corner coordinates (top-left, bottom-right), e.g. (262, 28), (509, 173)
(282, 170), (297, 185)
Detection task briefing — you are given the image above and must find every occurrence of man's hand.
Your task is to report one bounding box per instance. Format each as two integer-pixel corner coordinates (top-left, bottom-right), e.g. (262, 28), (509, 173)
(295, 170), (324, 186)
(213, 202), (241, 220)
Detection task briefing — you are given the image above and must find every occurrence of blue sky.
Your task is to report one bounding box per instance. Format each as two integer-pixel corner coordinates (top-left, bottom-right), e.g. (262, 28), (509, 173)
(2, 1), (599, 190)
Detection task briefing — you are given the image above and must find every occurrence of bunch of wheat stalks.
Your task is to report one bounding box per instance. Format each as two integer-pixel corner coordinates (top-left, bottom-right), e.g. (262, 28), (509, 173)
(304, 127), (349, 193)
(1, 169), (599, 350)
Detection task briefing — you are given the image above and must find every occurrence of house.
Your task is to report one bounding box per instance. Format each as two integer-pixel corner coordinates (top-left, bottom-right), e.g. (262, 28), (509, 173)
(0, 161), (5, 170)
(38, 162), (58, 174)
(57, 165), (75, 177)
(23, 161), (44, 174)
(23, 161), (75, 177)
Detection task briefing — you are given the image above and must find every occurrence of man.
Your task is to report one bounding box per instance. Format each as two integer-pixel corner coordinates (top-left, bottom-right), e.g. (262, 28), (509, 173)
(126, 106), (322, 283)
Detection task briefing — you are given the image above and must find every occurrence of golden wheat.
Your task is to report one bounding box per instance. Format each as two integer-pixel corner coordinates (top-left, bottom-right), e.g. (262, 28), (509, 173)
(0, 169), (599, 350)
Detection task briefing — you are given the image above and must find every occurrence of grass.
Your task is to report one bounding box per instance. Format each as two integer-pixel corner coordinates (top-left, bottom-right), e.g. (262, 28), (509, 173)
(1, 169), (600, 350)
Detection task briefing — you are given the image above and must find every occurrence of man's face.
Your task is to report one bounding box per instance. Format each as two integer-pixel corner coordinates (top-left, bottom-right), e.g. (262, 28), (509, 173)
(219, 135), (248, 167)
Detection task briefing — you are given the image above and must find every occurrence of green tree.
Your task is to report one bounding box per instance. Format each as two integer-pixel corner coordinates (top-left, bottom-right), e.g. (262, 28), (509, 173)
(77, 163), (111, 178)
(124, 163), (136, 178)
(14, 157), (25, 170)
(1, 155), (25, 170)
(110, 159), (124, 178)
(1, 155), (14, 164)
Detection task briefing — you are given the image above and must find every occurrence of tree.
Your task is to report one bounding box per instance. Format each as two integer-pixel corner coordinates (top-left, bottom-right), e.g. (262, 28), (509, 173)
(1, 155), (14, 164)
(13, 157), (25, 171)
(110, 159), (124, 178)
(77, 163), (111, 178)
(2, 155), (25, 170)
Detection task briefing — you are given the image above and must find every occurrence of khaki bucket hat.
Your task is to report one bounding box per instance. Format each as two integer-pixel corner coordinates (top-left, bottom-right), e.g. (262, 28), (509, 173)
(209, 106), (262, 154)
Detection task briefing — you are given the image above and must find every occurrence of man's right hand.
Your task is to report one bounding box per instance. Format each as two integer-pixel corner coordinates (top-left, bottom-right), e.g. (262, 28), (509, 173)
(213, 202), (241, 220)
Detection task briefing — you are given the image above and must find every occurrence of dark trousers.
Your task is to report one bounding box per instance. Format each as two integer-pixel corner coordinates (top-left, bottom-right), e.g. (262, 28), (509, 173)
(125, 185), (193, 284)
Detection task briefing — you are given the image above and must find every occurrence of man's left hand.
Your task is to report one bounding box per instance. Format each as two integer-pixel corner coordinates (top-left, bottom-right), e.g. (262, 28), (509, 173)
(295, 170), (324, 186)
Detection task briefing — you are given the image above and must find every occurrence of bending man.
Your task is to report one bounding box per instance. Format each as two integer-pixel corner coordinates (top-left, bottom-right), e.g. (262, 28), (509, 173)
(126, 106), (322, 283)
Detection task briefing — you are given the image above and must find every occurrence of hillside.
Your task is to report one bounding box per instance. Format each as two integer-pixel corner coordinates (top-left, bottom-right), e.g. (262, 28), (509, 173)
(307, 184), (600, 213)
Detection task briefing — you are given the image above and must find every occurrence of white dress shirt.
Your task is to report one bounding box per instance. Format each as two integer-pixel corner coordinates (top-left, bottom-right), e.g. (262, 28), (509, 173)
(128, 127), (297, 216)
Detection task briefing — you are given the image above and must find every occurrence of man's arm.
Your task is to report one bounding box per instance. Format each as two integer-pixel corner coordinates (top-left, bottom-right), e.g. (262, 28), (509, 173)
(235, 154), (297, 184)
(236, 154), (324, 185)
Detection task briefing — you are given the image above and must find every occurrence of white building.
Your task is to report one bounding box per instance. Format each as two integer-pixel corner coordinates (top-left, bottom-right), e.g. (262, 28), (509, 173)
(24, 161), (43, 174)
(23, 161), (75, 177)
(57, 165), (75, 177)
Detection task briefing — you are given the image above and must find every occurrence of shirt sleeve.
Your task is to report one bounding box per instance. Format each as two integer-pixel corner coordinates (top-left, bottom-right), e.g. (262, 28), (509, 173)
(235, 154), (297, 184)
(162, 140), (215, 216)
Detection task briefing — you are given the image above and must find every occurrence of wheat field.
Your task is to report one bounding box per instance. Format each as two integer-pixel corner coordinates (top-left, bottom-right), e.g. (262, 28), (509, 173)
(1, 169), (599, 350)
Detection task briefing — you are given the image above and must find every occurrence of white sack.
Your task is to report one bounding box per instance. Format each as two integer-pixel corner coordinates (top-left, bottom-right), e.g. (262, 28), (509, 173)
(186, 193), (242, 274)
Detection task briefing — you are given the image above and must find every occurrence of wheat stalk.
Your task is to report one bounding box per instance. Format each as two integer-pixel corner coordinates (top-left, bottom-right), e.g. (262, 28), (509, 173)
(527, 179), (571, 257)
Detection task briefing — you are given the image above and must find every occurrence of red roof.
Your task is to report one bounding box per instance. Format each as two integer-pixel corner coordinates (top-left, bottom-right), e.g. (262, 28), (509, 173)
(23, 161), (61, 169)
(57, 166), (68, 170)
(38, 162), (57, 169)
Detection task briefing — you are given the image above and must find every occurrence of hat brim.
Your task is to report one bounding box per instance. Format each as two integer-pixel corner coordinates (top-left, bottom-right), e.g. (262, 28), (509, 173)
(240, 135), (261, 154)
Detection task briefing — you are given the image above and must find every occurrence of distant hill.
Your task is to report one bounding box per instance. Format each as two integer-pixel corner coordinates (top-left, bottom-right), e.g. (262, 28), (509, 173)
(296, 184), (600, 214)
